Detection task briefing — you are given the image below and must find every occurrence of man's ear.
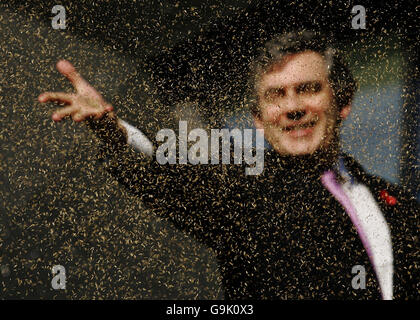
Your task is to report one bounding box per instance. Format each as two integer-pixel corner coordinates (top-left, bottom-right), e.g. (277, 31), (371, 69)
(253, 115), (264, 130)
(340, 104), (351, 120)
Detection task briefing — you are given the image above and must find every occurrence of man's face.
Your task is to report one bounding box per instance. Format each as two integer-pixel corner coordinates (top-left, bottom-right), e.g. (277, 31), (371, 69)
(254, 51), (351, 156)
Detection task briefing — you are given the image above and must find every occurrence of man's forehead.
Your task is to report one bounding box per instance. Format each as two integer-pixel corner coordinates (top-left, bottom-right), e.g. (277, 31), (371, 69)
(258, 51), (329, 91)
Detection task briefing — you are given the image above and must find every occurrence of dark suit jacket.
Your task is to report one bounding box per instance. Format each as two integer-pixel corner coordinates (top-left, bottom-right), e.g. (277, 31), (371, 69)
(98, 140), (419, 300)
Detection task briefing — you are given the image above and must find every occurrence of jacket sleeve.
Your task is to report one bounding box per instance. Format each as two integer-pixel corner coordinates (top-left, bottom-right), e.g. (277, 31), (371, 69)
(87, 114), (229, 249)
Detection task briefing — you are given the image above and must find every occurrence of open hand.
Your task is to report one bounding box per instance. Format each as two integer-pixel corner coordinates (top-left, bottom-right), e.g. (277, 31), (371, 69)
(38, 60), (114, 122)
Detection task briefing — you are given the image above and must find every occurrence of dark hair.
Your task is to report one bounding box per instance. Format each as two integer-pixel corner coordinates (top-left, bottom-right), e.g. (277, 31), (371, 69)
(248, 30), (357, 116)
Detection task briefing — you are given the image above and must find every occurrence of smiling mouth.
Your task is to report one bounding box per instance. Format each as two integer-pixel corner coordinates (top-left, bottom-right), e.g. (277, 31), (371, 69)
(282, 117), (318, 132)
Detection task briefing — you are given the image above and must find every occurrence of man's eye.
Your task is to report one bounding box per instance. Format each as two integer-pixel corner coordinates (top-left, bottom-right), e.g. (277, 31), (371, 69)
(264, 88), (284, 101)
(297, 82), (322, 94)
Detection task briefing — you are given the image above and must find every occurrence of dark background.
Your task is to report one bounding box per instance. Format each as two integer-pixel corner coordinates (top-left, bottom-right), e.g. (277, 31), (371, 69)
(0, 0), (418, 299)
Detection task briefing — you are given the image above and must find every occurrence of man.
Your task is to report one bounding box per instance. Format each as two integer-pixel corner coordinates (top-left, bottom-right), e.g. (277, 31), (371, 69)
(39, 31), (418, 299)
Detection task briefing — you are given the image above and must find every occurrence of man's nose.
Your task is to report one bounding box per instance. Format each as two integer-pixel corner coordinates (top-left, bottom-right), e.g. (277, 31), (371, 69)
(281, 94), (306, 121)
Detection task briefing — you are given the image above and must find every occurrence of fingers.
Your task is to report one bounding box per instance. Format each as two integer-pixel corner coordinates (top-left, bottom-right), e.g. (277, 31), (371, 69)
(52, 104), (112, 122)
(52, 105), (78, 122)
(38, 92), (74, 104)
(103, 104), (114, 113)
(56, 60), (91, 93)
(73, 109), (102, 122)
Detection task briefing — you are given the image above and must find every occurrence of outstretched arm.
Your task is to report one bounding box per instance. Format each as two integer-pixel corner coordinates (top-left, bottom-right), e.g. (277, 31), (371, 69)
(38, 60), (226, 248)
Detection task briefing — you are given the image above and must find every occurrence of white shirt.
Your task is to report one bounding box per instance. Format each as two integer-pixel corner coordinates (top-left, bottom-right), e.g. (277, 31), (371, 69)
(341, 180), (393, 300)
